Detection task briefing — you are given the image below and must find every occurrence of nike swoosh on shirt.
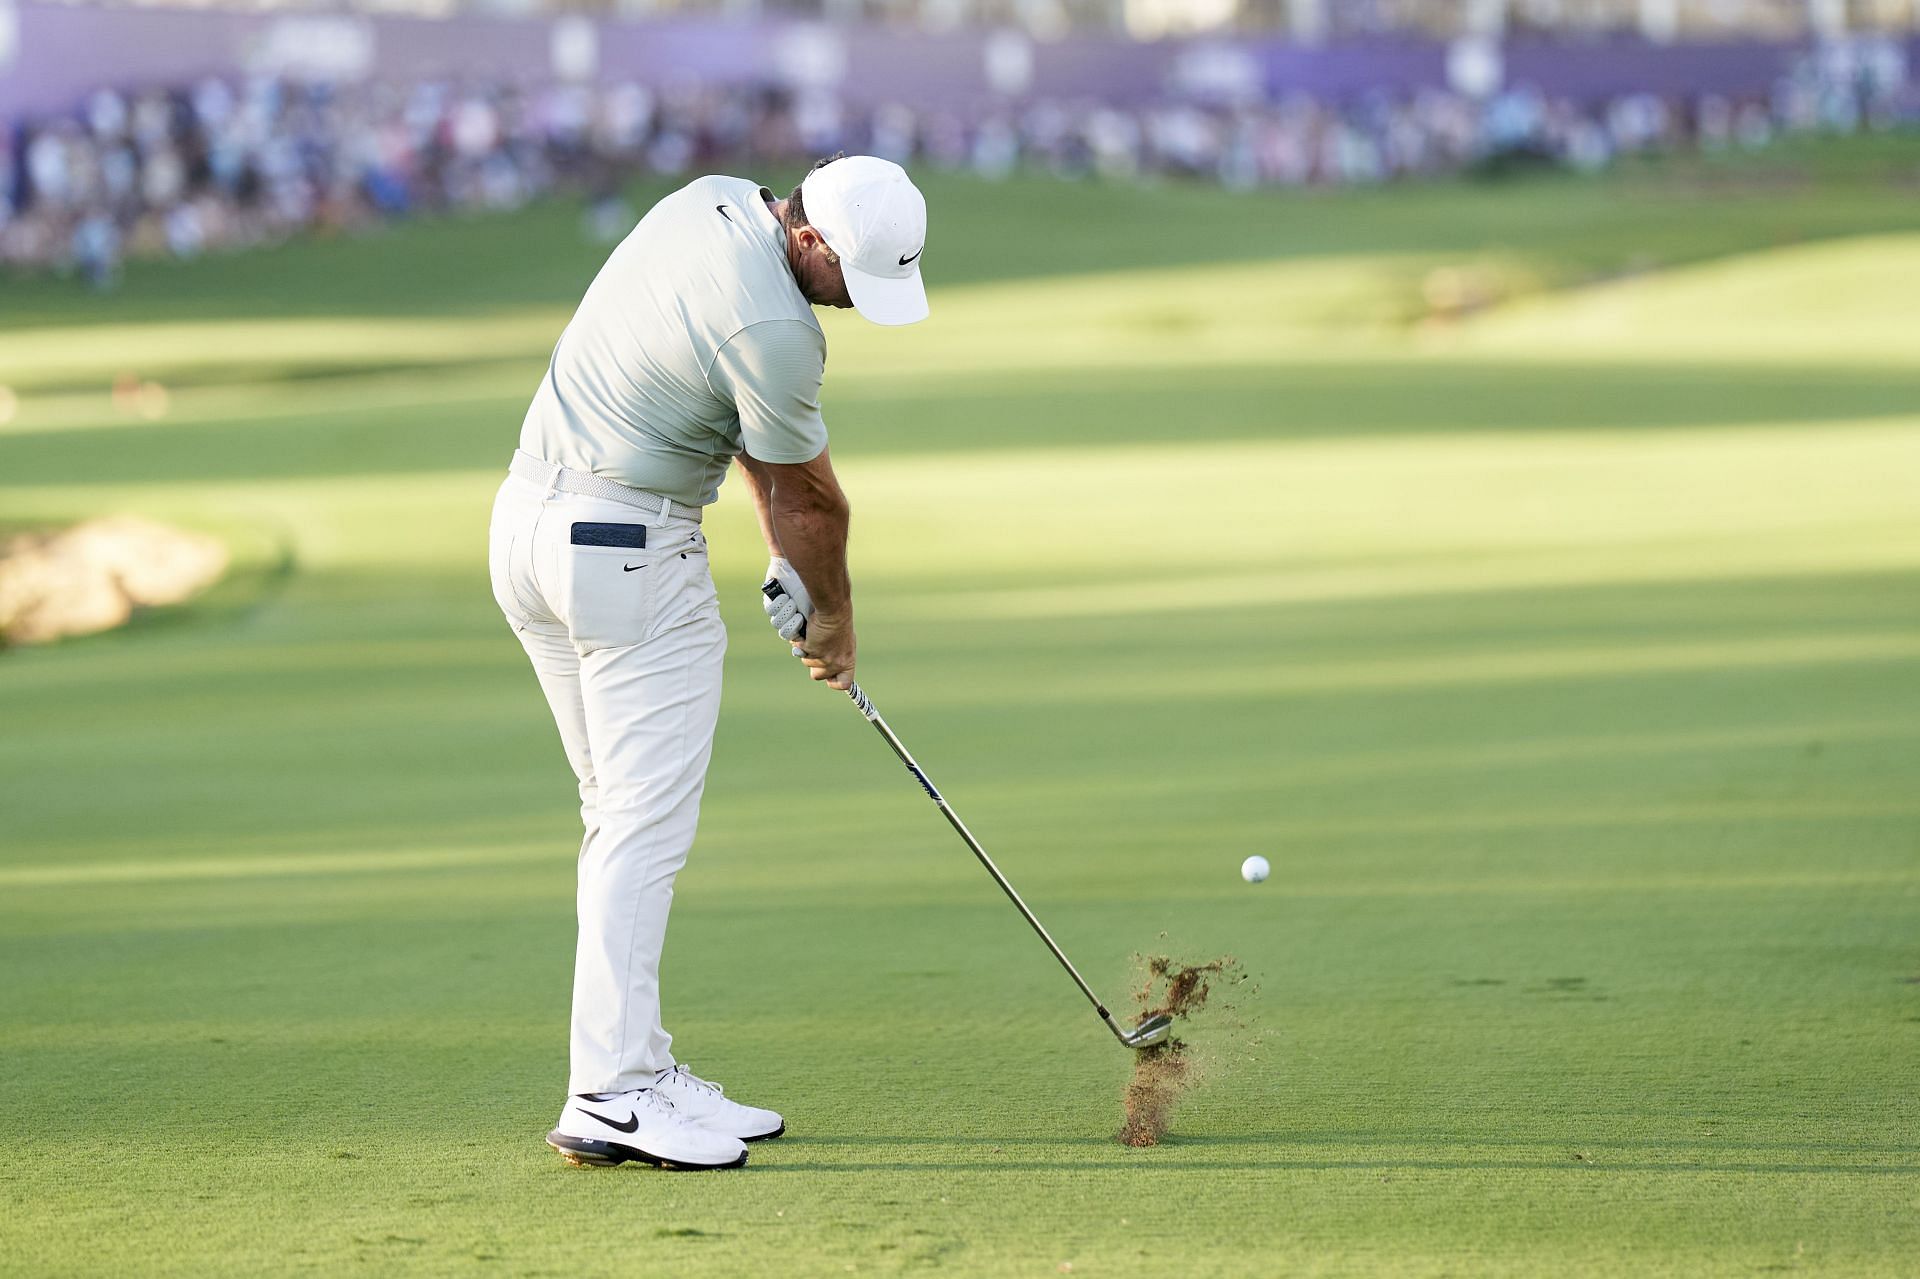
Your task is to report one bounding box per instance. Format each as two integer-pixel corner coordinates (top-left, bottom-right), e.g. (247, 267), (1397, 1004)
(577, 1107), (641, 1133)
(716, 204), (734, 223)
(898, 247), (922, 266)
(624, 563), (646, 572)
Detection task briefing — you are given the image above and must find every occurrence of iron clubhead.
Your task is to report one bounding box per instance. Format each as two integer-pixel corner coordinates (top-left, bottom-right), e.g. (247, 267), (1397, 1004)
(1120, 1013), (1174, 1050)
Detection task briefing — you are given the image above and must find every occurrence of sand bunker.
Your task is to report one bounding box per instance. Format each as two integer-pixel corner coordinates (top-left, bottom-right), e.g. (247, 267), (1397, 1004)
(0, 517), (228, 646)
(1118, 955), (1247, 1147)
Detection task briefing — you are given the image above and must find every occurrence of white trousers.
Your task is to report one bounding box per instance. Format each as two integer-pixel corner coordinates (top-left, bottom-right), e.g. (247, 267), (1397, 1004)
(488, 470), (726, 1095)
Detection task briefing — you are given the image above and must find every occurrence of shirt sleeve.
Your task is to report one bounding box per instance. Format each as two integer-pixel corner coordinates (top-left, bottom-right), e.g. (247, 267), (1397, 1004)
(707, 319), (829, 464)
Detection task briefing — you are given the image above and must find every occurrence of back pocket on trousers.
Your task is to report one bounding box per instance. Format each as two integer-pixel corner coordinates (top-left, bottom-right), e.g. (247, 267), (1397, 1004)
(565, 545), (658, 651)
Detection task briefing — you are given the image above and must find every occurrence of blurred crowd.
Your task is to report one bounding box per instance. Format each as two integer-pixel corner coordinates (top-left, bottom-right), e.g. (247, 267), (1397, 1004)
(2, 42), (1912, 286)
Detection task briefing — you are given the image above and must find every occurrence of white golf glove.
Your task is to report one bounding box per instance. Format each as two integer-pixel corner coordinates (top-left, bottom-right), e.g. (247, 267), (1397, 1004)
(760, 556), (813, 643)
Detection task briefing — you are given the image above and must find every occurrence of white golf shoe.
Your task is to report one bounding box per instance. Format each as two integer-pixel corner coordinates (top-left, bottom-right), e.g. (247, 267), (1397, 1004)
(545, 1087), (748, 1171)
(651, 1064), (786, 1142)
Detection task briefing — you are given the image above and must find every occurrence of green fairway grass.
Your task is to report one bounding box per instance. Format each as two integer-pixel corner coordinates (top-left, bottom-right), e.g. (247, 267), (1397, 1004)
(2, 148), (1917, 1276)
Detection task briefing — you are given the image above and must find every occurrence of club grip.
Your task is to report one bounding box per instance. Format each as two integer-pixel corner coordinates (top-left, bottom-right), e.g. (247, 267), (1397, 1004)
(845, 683), (878, 720)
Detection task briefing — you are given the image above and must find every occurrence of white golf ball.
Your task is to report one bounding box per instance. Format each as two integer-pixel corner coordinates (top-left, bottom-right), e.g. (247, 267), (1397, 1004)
(1241, 855), (1270, 884)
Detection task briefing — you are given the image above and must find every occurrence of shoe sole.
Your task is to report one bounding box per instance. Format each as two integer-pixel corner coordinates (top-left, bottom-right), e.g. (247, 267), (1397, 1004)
(545, 1130), (748, 1171)
(744, 1122), (785, 1142)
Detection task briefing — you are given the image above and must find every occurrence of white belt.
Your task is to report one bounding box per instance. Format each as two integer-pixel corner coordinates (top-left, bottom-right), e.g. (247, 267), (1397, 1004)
(510, 450), (700, 524)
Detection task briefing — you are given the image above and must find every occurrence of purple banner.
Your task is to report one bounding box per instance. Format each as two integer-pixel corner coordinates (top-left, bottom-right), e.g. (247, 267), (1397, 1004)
(3, 0), (1894, 125)
(1503, 37), (1806, 101)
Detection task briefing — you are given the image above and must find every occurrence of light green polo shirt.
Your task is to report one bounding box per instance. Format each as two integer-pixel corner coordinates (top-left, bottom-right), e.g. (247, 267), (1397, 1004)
(518, 175), (828, 507)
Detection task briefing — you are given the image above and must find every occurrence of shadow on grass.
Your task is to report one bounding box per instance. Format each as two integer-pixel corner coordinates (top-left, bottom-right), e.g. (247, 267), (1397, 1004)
(15, 352), (537, 399)
(758, 1133), (1920, 1175)
(755, 1154), (1918, 1176)
(5, 359), (1920, 489)
(803, 1132), (1920, 1156)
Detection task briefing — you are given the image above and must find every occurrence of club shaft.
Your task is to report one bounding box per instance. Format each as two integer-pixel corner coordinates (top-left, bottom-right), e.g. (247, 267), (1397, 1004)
(844, 683), (1120, 1029)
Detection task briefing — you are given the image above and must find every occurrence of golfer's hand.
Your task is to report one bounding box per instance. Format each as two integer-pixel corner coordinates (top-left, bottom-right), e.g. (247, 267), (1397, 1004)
(797, 611), (856, 690)
(760, 556), (813, 643)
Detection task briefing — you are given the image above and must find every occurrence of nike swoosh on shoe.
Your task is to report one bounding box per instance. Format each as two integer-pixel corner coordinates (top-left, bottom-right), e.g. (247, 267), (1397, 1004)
(577, 1107), (640, 1133)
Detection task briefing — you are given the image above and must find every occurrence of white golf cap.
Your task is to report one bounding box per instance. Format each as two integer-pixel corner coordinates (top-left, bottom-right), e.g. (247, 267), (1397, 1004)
(800, 156), (929, 326)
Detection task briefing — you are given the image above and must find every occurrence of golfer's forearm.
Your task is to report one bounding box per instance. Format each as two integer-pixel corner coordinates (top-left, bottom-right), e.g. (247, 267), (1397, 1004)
(770, 496), (852, 619)
(734, 455), (784, 558)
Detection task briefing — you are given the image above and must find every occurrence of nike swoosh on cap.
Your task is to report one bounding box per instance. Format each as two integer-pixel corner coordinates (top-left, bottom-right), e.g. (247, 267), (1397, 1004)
(577, 1107), (641, 1133)
(716, 204), (733, 223)
(898, 248), (922, 266)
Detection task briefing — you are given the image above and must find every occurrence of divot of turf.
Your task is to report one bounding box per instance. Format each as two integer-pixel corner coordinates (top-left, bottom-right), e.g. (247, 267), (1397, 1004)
(1117, 955), (1246, 1147)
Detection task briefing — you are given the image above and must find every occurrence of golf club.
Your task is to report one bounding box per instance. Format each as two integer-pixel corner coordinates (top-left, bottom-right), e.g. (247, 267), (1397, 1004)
(839, 680), (1172, 1052)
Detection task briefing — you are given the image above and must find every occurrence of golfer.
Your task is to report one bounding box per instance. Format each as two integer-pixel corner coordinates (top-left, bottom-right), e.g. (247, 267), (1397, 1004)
(487, 156), (928, 1170)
